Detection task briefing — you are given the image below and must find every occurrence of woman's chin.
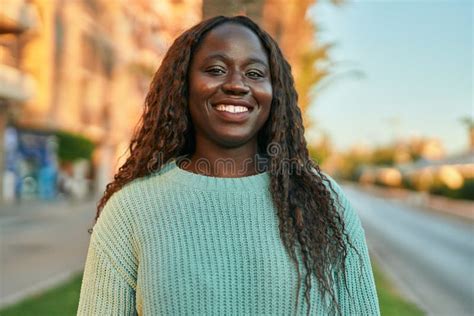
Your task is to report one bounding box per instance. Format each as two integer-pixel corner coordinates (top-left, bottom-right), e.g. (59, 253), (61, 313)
(212, 133), (256, 149)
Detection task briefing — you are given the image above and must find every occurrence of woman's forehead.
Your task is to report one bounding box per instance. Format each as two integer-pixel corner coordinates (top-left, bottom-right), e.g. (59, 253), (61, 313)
(194, 23), (269, 63)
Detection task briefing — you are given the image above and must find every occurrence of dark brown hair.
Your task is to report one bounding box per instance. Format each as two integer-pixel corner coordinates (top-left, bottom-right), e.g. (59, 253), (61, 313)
(95, 15), (354, 315)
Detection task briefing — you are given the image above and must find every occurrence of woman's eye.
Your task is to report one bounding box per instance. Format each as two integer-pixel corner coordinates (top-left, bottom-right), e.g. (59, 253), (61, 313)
(206, 67), (226, 75)
(247, 71), (264, 79)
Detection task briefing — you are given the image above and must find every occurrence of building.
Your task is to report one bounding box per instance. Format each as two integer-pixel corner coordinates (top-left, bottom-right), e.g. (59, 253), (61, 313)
(1, 0), (202, 201)
(0, 0), (40, 201)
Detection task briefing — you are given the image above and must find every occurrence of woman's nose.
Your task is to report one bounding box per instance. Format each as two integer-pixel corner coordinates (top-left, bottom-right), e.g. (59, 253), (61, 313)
(222, 72), (250, 95)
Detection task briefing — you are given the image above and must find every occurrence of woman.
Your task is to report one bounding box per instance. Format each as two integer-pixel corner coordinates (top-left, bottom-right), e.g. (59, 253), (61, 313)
(78, 16), (380, 315)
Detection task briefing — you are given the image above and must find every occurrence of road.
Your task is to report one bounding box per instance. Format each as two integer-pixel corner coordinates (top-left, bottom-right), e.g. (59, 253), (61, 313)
(343, 184), (474, 316)
(0, 199), (95, 308)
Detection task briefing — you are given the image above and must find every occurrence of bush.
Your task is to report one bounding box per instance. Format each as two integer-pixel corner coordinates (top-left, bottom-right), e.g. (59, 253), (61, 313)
(401, 176), (416, 191)
(429, 178), (474, 201)
(371, 147), (396, 166)
(56, 131), (95, 162)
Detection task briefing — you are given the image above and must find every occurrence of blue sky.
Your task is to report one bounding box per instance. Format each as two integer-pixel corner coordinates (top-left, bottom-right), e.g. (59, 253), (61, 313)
(307, 0), (472, 155)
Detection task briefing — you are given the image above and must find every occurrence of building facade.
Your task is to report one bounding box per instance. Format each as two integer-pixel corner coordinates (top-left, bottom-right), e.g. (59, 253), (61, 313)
(1, 0), (202, 201)
(0, 0), (40, 201)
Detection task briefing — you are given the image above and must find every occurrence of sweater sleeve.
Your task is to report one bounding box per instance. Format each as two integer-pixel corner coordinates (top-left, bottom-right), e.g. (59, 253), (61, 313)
(77, 191), (139, 315)
(324, 175), (381, 315)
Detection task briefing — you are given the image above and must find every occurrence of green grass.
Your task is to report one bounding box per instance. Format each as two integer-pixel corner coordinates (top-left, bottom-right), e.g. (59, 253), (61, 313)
(1, 265), (424, 315)
(373, 264), (425, 315)
(0, 274), (82, 316)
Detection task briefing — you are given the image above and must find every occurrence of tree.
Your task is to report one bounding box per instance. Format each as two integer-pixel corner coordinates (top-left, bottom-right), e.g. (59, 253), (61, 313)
(459, 116), (474, 150)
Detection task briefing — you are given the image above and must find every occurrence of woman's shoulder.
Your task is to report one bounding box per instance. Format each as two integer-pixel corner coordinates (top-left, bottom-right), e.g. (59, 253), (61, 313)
(109, 161), (178, 203)
(97, 161), (180, 224)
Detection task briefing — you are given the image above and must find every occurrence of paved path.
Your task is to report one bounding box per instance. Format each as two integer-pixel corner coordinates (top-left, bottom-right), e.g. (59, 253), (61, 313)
(0, 199), (95, 308)
(342, 184), (474, 316)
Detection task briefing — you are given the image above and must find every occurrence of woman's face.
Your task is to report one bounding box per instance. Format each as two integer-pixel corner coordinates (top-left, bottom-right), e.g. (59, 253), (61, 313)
(188, 23), (272, 151)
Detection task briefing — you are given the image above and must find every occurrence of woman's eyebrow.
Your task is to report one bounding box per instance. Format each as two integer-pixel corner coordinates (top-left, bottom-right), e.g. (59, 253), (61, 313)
(203, 53), (268, 67)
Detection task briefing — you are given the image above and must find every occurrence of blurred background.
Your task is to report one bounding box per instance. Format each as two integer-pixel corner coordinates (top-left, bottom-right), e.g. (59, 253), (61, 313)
(0, 0), (472, 315)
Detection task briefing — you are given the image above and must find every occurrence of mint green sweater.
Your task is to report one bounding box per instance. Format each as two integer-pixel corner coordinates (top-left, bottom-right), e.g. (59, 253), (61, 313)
(78, 160), (380, 315)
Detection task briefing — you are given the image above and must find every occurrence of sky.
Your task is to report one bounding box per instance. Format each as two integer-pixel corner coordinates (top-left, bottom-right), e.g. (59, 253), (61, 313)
(306, 0), (473, 155)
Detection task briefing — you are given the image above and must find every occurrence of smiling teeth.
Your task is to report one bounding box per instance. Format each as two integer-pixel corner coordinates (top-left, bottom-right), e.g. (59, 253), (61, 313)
(215, 104), (249, 113)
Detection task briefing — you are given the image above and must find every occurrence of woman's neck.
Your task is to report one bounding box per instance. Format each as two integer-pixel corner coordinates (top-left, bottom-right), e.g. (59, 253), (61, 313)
(179, 143), (267, 178)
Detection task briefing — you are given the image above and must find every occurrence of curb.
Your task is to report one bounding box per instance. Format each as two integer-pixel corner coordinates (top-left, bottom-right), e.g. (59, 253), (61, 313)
(369, 249), (432, 316)
(0, 267), (83, 309)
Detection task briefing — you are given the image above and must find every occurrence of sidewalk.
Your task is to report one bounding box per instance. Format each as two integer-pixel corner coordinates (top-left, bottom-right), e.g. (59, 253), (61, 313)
(0, 196), (98, 216)
(347, 182), (474, 222)
(0, 196), (98, 226)
(0, 197), (96, 309)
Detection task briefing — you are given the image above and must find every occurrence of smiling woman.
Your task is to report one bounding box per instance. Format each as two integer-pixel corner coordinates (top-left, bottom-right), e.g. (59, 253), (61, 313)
(77, 16), (380, 316)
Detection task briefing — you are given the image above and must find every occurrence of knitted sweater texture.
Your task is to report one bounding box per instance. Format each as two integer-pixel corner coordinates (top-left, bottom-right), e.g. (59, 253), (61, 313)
(78, 160), (380, 315)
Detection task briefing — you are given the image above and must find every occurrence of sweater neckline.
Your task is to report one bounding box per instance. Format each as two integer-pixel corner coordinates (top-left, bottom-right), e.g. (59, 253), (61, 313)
(162, 160), (271, 193)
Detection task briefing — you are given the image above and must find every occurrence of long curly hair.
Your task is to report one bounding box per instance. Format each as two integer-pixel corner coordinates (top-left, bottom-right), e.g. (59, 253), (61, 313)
(95, 15), (354, 315)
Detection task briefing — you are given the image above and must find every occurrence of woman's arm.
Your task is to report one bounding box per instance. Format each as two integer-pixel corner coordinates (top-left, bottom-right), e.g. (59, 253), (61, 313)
(325, 175), (381, 315)
(77, 191), (139, 315)
(78, 238), (137, 315)
(336, 228), (380, 315)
